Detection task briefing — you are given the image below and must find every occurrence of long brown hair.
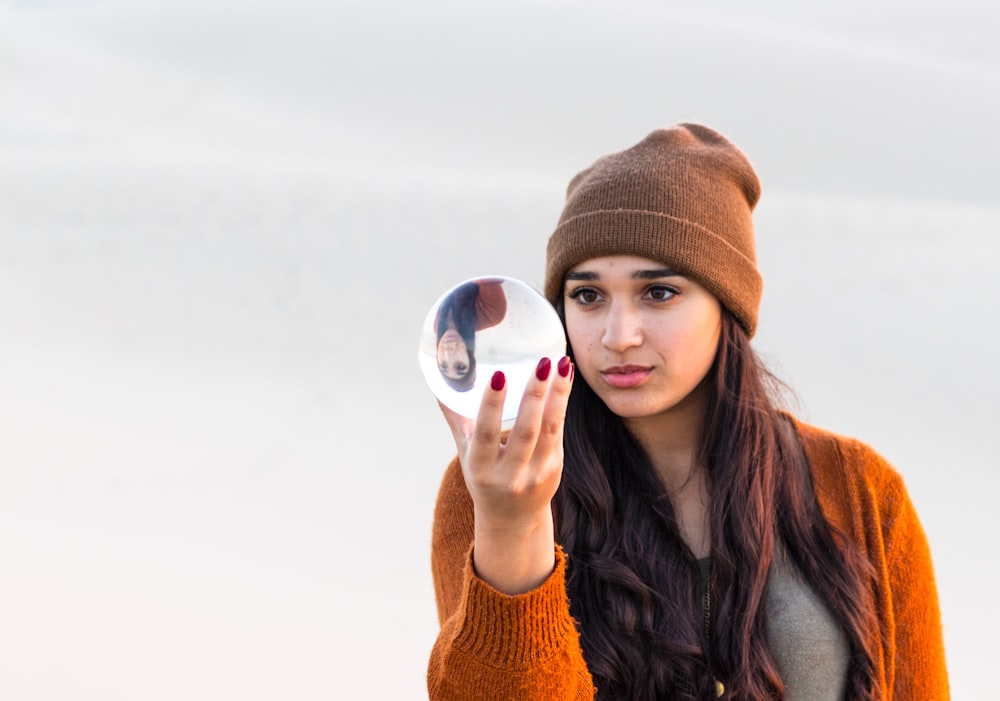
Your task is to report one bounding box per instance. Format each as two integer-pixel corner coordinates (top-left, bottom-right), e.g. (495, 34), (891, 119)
(553, 309), (879, 700)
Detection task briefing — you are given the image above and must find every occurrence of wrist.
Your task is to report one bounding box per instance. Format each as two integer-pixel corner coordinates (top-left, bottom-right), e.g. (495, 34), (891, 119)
(473, 505), (553, 539)
(472, 508), (556, 595)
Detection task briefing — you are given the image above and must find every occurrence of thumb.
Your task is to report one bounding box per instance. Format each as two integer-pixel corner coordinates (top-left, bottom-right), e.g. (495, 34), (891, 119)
(438, 400), (474, 454)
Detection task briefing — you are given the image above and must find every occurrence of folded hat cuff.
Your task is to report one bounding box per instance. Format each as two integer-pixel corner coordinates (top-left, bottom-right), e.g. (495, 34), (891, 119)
(544, 209), (762, 338)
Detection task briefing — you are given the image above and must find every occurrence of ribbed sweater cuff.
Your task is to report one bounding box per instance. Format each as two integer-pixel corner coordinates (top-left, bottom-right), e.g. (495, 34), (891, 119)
(452, 546), (579, 669)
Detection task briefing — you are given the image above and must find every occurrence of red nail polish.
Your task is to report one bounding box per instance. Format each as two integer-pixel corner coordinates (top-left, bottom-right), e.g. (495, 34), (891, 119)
(491, 371), (505, 391)
(535, 357), (551, 381)
(558, 356), (571, 378)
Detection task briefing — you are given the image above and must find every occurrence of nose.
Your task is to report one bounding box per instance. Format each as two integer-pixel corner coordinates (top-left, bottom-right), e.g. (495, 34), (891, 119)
(602, 301), (643, 353)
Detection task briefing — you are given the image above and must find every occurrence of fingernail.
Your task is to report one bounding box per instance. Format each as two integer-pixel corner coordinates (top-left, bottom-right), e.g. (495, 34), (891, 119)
(490, 371), (505, 391)
(535, 357), (551, 381)
(558, 356), (571, 378)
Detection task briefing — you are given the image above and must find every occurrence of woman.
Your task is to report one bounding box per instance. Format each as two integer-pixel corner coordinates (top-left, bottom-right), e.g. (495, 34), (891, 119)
(434, 278), (507, 392)
(427, 124), (948, 700)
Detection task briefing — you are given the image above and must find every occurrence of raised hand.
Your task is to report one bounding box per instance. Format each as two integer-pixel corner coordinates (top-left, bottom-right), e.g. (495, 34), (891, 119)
(439, 356), (574, 594)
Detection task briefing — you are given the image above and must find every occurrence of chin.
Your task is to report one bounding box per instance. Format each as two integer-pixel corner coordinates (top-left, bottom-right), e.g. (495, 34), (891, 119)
(596, 387), (700, 422)
(601, 398), (675, 421)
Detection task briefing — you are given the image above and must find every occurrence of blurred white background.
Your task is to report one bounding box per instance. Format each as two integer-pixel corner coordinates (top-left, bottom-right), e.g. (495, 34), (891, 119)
(1, 0), (997, 698)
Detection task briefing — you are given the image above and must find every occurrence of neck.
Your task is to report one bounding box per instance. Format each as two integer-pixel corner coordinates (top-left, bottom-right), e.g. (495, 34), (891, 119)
(623, 384), (708, 492)
(623, 382), (713, 558)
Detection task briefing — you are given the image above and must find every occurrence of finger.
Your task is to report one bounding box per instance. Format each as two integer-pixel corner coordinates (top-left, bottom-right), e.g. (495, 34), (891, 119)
(466, 370), (508, 468)
(438, 400), (474, 455)
(532, 355), (573, 460)
(502, 357), (555, 466)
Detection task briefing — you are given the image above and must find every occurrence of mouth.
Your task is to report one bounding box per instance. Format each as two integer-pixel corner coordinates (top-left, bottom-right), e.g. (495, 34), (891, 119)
(600, 365), (653, 389)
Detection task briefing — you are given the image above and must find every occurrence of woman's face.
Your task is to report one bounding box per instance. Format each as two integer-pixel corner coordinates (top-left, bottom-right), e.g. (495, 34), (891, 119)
(563, 255), (722, 422)
(437, 328), (471, 380)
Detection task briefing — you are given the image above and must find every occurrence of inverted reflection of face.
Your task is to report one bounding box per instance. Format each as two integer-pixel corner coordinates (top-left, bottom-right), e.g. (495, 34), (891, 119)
(418, 276), (566, 421)
(437, 329), (470, 379)
(432, 280), (494, 392)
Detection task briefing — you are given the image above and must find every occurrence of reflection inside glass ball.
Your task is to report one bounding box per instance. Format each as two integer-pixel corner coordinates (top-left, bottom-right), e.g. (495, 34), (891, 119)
(418, 276), (567, 422)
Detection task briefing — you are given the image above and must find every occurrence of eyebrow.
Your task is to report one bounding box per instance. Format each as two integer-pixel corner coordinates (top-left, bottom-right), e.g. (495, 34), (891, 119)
(565, 268), (683, 281)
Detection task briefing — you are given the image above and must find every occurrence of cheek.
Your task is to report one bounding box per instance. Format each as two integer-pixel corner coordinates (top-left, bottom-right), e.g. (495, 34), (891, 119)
(565, 316), (604, 384)
(682, 312), (721, 376)
(565, 312), (594, 359)
(655, 305), (720, 372)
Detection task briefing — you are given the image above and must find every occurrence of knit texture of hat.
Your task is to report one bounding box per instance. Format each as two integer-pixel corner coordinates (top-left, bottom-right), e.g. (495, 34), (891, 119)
(544, 123), (763, 337)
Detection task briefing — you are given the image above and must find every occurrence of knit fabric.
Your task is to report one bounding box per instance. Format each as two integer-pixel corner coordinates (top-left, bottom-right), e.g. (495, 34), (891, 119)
(544, 124), (763, 337)
(427, 418), (949, 700)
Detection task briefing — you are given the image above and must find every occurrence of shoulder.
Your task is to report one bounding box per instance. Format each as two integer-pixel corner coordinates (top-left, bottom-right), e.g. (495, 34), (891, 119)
(789, 415), (904, 493)
(431, 456), (475, 626)
(786, 415), (913, 541)
(433, 456), (474, 540)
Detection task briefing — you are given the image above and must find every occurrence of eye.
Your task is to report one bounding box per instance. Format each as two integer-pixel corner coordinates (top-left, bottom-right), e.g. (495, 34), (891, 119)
(567, 286), (602, 306)
(645, 284), (678, 302)
(456, 364), (468, 373)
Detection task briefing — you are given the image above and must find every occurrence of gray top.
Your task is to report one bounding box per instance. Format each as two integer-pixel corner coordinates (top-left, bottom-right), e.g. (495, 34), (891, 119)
(765, 550), (849, 700)
(699, 552), (849, 700)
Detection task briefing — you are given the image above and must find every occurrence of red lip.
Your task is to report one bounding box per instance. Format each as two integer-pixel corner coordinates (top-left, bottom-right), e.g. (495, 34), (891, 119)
(600, 365), (652, 388)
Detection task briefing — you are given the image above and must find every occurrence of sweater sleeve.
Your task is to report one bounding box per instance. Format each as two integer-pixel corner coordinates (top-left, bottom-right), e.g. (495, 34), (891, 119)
(877, 465), (950, 700)
(428, 457), (596, 700)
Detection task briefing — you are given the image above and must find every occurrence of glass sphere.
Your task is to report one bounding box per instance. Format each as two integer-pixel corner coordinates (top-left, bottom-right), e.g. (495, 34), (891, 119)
(418, 276), (566, 422)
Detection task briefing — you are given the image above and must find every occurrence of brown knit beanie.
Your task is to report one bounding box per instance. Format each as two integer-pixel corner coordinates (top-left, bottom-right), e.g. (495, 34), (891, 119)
(544, 123), (763, 337)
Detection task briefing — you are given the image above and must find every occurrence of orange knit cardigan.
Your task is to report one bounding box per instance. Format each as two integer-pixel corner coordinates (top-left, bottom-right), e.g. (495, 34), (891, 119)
(427, 419), (949, 699)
